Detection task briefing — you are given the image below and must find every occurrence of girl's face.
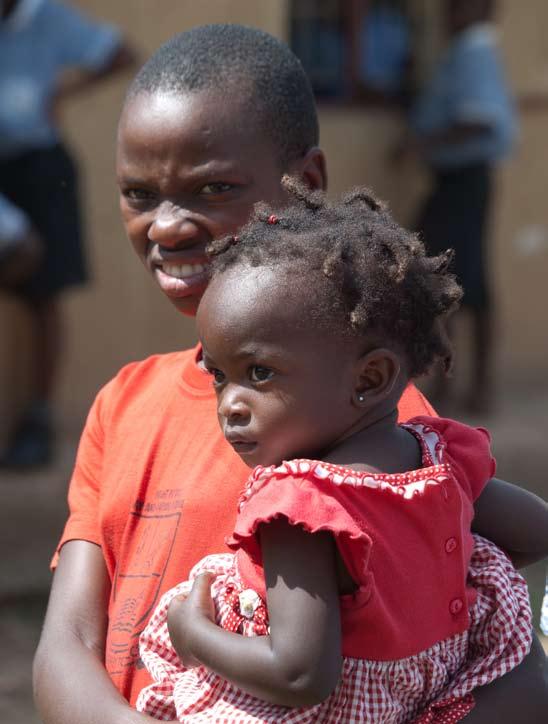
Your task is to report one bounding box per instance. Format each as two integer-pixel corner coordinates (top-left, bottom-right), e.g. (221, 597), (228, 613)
(116, 90), (325, 316)
(197, 267), (361, 468)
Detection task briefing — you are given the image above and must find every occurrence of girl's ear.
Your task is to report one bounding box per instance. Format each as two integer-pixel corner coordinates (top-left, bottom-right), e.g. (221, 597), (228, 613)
(352, 348), (401, 408)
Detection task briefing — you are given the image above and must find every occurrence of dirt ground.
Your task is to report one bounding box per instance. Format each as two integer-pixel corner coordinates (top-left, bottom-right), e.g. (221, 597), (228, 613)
(1, 390), (547, 724)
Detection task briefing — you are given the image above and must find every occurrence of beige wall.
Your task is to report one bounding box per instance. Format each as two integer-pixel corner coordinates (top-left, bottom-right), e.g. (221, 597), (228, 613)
(1, 0), (547, 440)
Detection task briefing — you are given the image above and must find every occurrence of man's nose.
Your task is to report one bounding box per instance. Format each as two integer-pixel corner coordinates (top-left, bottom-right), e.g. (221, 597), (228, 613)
(148, 202), (202, 251)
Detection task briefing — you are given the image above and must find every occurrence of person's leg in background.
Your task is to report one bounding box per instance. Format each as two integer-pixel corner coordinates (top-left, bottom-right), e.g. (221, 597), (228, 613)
(1, 294), (62, 467)
(0, 144), (86, 468)
(464, 164), (494, 413)
(416, 164), (494, 414)
(414, 169), (458, 411)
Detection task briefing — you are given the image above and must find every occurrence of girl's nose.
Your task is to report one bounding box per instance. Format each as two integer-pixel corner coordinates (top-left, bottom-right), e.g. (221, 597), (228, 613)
(148, 203), (202, 251)
(219, 390), (250, 425)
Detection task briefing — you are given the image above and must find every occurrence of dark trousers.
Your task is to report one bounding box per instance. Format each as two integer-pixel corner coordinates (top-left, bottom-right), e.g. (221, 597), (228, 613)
(416, 163), (493, 309)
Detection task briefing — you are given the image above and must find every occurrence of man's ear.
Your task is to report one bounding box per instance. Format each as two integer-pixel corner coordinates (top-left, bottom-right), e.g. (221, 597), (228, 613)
(352, 348), (401, 408)
(289, 146), (328, 191)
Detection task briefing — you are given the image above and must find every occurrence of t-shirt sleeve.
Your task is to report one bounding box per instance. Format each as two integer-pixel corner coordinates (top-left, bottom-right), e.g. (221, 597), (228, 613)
(419, 417), (496, 502)
(227, 466), (371, 587)
(48, 1), (121, 71)
(50, 381), (111, 568)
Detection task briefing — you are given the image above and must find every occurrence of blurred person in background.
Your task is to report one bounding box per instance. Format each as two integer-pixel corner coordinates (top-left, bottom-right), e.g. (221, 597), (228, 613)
(0, 0), (135, 469)
(0, 193), (43, 287)
(358, 0), (413, 104)
(395, 0), (516, 414)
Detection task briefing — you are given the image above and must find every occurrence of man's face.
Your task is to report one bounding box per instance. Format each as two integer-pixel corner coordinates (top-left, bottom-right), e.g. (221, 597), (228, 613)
(116, 90), (299, 316)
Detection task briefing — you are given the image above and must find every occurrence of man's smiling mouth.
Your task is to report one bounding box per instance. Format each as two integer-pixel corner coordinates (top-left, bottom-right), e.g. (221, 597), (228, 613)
(160, 262), (208, 279)
(153, 263), (209, 297)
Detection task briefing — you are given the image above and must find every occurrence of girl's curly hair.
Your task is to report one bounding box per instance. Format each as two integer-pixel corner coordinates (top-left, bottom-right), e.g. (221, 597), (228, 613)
(207, 177), (462, 378)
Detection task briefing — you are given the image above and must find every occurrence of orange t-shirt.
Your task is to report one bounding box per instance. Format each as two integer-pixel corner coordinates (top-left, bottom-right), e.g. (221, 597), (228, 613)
(54, 345), (435, 706)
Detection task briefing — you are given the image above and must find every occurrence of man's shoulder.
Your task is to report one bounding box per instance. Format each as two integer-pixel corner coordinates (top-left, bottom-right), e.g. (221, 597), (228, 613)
(100, 349), (195, 405)
(397, 383), (436, 422)
(116, 348), (194, 375)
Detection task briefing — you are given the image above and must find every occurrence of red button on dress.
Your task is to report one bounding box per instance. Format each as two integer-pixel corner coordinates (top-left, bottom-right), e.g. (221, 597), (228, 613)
(449, 598), (464, 615)
(445, 537), (457, 553)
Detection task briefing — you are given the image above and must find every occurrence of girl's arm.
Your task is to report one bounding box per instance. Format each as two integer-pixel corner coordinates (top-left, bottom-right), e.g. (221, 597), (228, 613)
(33, 541), (165, 724)
(167, 518), (343, 707)
(472, 477), (548, 568)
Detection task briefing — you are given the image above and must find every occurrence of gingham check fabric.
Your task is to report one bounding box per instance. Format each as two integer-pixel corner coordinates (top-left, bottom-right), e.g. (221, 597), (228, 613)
(136, 536), (531, 722)
(540, 571), (548, 636)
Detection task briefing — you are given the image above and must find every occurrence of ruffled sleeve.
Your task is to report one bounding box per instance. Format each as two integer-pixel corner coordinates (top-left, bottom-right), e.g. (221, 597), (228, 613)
(412, 416), (496, 502)
(226, 461), (372, 588)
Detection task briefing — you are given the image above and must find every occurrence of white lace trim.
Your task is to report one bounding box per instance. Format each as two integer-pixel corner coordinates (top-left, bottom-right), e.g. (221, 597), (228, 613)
(239, 423), (453, 511)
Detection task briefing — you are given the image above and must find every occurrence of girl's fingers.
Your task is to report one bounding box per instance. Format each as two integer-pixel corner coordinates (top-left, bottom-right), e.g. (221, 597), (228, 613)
(190, 572), (218, 619)
(191, 571), (217, 594)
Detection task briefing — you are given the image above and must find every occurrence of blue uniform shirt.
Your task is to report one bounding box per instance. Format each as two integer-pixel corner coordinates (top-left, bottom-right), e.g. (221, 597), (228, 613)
(0, 0), (120, 158)
(360, 7), (411, 94)
(412, 23), (517, 168)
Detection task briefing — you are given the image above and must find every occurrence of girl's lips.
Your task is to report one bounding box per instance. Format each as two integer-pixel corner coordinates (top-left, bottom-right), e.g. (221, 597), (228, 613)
(229, 441), (258, 455)
(154, 266), (209, 298)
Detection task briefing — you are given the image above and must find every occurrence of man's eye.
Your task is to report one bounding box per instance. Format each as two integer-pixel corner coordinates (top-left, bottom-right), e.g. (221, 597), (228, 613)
(200, 182), (233, 195)
(249, 366), (273, 383)
(123, 188), (154, 202)
(210, 369), (226, 385)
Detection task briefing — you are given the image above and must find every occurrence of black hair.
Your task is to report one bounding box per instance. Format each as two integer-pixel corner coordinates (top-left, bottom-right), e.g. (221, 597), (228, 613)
(208, 179), (463, 379)
(127, 24), (319, 167)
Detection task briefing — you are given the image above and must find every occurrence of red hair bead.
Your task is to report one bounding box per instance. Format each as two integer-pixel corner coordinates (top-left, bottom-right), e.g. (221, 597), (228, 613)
(267, 214), (278, 225)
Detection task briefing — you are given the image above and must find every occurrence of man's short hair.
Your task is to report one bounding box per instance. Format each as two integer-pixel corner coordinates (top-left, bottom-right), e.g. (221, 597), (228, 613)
(128, 24), (319, 167)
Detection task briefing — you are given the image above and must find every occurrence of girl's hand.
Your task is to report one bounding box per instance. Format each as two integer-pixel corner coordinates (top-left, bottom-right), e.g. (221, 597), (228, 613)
(167, 572), (217, 668)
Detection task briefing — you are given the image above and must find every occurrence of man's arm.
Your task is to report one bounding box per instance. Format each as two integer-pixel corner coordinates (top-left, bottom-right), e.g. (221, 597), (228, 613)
(473, 477), (548, 568)
(33, 540), (161, 724)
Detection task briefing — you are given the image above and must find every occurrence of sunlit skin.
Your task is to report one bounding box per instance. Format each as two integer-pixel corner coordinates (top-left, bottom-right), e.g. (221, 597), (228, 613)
(197, 264), (420, 471)
(116, 90), (326, 316)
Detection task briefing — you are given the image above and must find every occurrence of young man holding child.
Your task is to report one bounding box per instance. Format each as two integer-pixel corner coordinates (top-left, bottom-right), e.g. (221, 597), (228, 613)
(33, 24), (546, 724)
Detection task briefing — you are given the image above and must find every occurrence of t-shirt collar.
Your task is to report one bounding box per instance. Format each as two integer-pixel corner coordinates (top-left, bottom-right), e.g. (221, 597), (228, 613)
(179, 343), (216, 397)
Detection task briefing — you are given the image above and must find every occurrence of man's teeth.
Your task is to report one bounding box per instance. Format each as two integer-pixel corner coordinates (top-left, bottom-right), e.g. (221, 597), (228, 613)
(162, 263), (207, 279)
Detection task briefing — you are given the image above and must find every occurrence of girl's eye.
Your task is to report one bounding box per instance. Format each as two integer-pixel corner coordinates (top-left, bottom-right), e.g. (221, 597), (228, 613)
(249, 366), (274, 383)
(200, 182), (234, 195)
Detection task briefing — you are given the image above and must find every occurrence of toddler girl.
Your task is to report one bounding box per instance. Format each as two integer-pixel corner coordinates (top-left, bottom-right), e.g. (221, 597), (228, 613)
(137, 181), (536, 722)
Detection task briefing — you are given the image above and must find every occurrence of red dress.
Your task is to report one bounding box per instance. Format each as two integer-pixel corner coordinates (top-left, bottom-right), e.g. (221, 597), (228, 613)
(136, 417), (532, 722)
